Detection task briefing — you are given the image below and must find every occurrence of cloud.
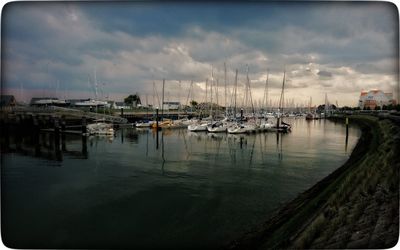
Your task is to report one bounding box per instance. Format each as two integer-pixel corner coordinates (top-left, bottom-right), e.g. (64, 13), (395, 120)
(318, 70), (333, 78)
(2, 2), (398, 106)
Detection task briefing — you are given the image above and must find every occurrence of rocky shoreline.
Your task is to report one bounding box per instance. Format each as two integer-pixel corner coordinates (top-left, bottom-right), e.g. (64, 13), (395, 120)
(228, 116), (399, 249)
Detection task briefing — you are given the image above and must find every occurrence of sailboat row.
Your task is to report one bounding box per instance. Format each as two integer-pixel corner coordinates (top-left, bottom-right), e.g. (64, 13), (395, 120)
(133, 64), (292, 134)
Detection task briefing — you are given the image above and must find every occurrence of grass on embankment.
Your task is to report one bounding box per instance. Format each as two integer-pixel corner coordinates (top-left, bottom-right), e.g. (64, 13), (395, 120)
(229, 116), (399, 249)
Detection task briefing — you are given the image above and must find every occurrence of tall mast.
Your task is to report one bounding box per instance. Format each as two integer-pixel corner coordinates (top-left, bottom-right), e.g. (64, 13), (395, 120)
(205, 78), (208, 111)
(277, 70), (286, 127)
(161, 79), (165, 120)
(210, 66), (213, 119)
(224, 62), (227, 113)
(234, 69), (238, 118)
(246, 65), (255, 115)
(94, 68), (98, 100)
(186, 80), (193, 107)
(263, 70), (269, 112)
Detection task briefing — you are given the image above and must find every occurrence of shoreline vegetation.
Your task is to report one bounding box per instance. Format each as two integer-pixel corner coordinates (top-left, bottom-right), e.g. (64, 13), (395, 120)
(228, 115), (399, 249)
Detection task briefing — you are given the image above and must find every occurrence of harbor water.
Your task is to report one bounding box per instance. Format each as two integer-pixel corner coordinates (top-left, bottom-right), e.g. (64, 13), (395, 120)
(2, 118), (360, 248)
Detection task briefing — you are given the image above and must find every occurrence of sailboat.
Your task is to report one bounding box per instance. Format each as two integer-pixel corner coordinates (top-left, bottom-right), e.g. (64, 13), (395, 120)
(227, 69), (248, 134)
(305, 96), (318, 120)
(85, 69), (115, 135)
(272, 70), (291, 132)
(259, 70), (275, 131)
(207, 67), (227, 133)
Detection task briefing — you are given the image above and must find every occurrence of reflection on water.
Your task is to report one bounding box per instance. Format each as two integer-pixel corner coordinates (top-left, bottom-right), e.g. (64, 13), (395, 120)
(2, 118), (360, 248)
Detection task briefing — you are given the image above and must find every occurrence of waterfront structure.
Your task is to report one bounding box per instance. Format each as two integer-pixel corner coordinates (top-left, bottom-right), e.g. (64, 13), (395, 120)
(114, 101), (130, 109)
(30, 97), (69, 107)
(162, 101), (180, 110)
(358, 89), (396, 110)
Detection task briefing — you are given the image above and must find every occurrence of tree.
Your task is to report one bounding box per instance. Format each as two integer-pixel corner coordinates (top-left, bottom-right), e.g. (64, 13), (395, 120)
(190, 100), (198, 107)
(124, 93), (141, 106)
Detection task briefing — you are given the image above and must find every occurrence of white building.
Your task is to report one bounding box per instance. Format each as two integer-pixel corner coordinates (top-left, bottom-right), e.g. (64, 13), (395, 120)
(162, 101), (180, 110)
(358, 89), (396, 110)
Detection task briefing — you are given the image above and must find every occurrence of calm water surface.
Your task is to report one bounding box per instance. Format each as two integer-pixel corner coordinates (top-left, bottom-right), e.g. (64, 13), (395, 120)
(2, 118), (360, 248)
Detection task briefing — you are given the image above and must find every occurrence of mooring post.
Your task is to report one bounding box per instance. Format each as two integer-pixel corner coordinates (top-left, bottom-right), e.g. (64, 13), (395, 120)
(2, 113), (10, 150)
(54, 117), (60, 150)
(82, 135), (87, 158)
(156, 107), (159, 129)
(121, 108), (124, 117)
(32, 115), (40, 153)
(60, 115), (66, 151)
(345, 117), (349, 151)
(15, 115), (22, 150)
(241, 108), (244, 120)
(82, 116), (87, 135)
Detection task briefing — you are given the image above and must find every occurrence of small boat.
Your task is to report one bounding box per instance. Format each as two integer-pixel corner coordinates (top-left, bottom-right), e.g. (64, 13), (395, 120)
(272, 121), (291, 132)
(260, 121), (275, 131)
(151, 120), (173, 129)
(227, 123), (248, 134)
(87, 120), (114, 135)
(305, 113), (318, 120)
(207, 121), (227, 133)
(136, 120), (154, 128)
(188, 122), (208, 132)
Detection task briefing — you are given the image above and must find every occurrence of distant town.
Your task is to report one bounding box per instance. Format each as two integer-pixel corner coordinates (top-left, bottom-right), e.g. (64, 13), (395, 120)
(1, 88), (399, 114)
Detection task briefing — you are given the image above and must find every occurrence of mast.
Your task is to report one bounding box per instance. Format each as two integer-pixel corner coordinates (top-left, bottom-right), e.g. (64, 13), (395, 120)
(210, 66), (213, 119)
(178, 80), (181, 113)
(246, 65), (255, 115)
(94, 68), (98, 100)
(324, 93), (328, 118)
(161, 79), (165, 120)
(234, 69), (238, 119)
(153, 81), (161, 109)
(224, 62), (227, 115)
(277, 70), (286, 127)
(263, 70), (269, 112)
(186, 80), (193, 107)
(205, 78), (208, 114)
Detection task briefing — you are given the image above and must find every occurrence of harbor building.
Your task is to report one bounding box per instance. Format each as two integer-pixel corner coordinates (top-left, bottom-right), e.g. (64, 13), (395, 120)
(162, 101), (180, 110)
(358, 89), (396, 110)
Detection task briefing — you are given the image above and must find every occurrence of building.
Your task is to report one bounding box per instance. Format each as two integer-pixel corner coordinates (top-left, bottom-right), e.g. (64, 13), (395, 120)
(30, 97), (69, 107)
(114, 102), (131, 109)
(162, 101), (180, 110)
(358, 89), (396, 110)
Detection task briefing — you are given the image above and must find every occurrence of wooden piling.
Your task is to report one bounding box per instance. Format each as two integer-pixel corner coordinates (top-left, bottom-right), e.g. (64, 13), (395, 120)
(61, 115), (66, 151)
(81, 116), (87, 135)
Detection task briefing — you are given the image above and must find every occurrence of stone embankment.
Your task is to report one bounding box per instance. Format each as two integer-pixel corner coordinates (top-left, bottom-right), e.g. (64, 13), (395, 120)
(229, 115), (399, 249)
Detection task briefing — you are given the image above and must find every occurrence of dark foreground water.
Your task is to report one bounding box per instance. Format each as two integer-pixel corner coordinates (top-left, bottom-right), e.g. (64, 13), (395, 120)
(2, 118), (360, 248)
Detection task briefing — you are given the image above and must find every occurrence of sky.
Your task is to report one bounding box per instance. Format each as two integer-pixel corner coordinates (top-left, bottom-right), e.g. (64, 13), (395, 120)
(2, 1), (399, 107)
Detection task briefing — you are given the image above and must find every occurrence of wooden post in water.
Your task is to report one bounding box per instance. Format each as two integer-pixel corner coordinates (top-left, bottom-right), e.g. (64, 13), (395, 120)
(54, 117), (60, 146)
(120, 108), (124, 117)
(156, 107), (159, 129)
(53, 117), (62, 161)
(61, 115), (66, 151)
(82, 116), (87, 135)
(33, 115), (40, 156)
(2, 113), (10, 150)
(345, 117), (349, 151)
